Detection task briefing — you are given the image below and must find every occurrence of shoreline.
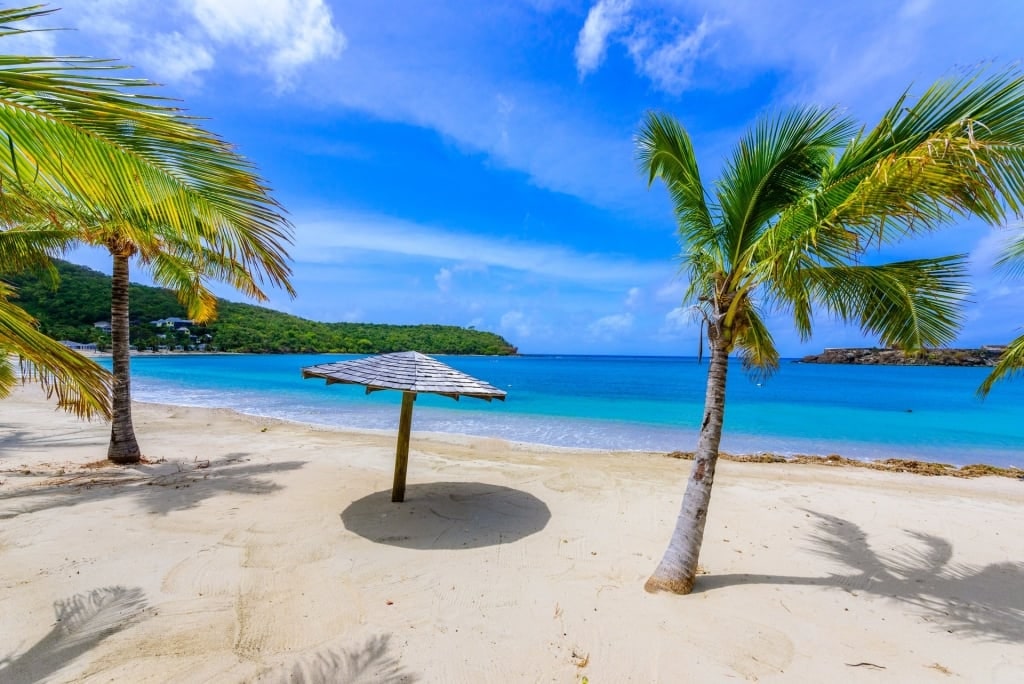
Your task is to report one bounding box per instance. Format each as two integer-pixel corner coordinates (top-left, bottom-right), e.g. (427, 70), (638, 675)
(2, 386), (1023, 681)
(128, 396), (1024, 478)
(83, 353), (1023, 470)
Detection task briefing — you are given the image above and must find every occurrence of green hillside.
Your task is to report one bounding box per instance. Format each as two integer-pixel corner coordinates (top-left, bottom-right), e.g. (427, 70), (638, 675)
(5, 261), (518, 355)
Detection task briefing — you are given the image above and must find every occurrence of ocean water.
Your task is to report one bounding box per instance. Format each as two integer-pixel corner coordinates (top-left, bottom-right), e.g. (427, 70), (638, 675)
(100, 354), (1024, 468)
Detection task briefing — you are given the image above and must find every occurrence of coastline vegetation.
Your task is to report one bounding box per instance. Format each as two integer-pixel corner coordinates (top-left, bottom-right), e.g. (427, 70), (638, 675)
(9, 260), (517, 356)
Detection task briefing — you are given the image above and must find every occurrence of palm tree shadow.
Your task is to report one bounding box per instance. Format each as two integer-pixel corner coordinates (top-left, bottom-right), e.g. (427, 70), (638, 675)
(0, 586), (149, 684)
(693, 510), (1024, 643)
(341, 481), (551, 550)
(256, 634), (416, 683)
(0, 426), (108, 456)
(0, 457), (305, 518)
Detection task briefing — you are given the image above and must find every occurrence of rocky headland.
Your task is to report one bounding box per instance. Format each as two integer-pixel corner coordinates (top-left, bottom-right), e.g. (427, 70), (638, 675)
(799, 346), (1005, 366)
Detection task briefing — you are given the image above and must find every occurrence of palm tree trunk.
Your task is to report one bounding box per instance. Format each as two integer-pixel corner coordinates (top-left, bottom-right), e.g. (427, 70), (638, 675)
(645, 338), (730, 594)
(107, 250), (141, 464)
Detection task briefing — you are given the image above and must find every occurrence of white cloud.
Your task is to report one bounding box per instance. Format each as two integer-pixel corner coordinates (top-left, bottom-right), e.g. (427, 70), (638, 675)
(53, 2), (642, 211)
(959, 227), (1024, 344)
(2, 18), (58, 55)
(574, 0), (1022, 112)
(625, 286), (641, 308)
(435, 267), (453, 293)
(501, 310), (532, 338)
(660, 306), (696, 334)
(630, 16), (719, 94)
(293, 211), (668, 286)
(969, 228), (1018, 277)
(588, 312), (633, 338)
(575, 0), (633, 77)
(137, 32), (214, 85)
(306, 59), (641, 211)
(655, 279), (687, 303)
(900, 0), (933, 20)
(576, 2), (720, 94)
(53, 0), (343, 90)
(672, 0), (1024, 118)
(186, 0), (344, 89)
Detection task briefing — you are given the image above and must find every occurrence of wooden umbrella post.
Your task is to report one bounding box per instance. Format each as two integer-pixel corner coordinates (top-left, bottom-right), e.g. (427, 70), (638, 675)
(392, 392), (417, 502)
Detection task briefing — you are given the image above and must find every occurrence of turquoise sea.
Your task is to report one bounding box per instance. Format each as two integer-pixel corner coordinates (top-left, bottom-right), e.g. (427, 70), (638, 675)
(101, 354), (1024, 468)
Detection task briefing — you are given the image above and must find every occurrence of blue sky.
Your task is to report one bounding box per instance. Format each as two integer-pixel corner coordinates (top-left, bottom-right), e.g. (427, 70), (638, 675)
(18, 0), (1024, 355)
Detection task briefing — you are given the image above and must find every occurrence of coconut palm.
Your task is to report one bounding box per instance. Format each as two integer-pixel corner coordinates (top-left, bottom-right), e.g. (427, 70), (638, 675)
(0, 6), (294, 462)
(978, 231), (1024, 395)
(638, 68), (1024, 594)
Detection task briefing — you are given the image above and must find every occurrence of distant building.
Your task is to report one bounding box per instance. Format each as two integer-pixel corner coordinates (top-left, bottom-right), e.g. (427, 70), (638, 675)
(60, 340), (98, 352)
(151, 317), (193, 328)
(93, 321), (111, 332)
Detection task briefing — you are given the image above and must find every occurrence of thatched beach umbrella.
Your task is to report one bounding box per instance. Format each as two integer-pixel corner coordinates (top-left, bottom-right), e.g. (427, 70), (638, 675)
(301, 351), (507, 502)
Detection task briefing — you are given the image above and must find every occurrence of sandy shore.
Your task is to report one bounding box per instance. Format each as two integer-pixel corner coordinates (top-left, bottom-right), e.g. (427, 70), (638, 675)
(1, 387), (1022, 682)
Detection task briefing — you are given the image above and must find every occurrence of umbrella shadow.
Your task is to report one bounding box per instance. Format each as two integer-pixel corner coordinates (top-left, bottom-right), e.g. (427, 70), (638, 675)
(0, 586), (149, 684)
(255, 634), (416, 683)
(341, 481), (551, 550)
(0, 457), (305, 518)
(693, 510), (1024, 643)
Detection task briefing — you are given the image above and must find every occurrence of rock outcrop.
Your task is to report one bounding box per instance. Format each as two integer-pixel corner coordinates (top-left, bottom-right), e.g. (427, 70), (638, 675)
(798, 347), (1005, 367)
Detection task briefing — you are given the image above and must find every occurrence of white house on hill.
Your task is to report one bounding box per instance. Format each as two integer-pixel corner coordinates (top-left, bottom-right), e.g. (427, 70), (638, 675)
(151, 317), (193, 328)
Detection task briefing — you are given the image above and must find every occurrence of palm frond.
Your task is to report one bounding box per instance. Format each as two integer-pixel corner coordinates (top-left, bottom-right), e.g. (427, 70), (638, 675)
(0, 223), (74, 275)
(762, 68), (1024, 291)
(636, 112), (718, 256)
(716, 107), (855, 268)
(146, 251), (220, 323)
(830, 67), (1024, 242)
(681, 246), (717, 306)
(0, 349), (15, 397)
(978, 333), (1024, 396)
(979, 226), (1024, 396)
(0, 7), (295, 296)
(804, 256), (968, 349)
(995, 228), (1024, 277)
(734, 305), (780, 376)
(0, 281), (111, 418)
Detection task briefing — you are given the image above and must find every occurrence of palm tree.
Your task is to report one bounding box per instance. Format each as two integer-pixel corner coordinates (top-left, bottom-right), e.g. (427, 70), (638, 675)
(0, 6), (295, 463)
(979, 230), (1024, 395)
(638, 68), (1024, 594)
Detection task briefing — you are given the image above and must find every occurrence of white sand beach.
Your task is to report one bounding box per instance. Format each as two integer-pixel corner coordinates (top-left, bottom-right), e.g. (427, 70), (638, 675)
(1, 386), (1022, 682)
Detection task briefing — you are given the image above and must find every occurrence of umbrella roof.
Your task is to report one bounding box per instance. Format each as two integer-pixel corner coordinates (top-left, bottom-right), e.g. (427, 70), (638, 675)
(301, 351), (507, 401)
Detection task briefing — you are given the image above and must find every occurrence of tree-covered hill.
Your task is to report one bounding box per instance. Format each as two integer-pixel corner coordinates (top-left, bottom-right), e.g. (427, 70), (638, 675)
(5, 261), (518, 355)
